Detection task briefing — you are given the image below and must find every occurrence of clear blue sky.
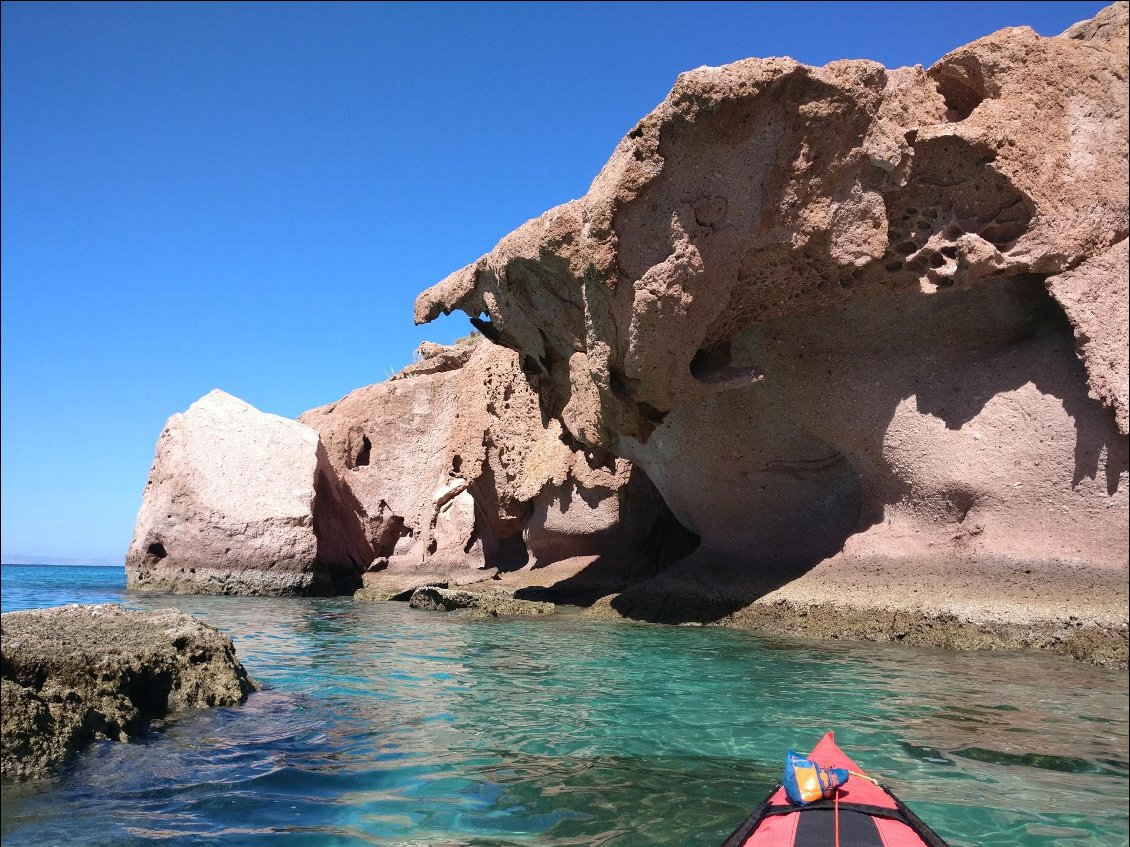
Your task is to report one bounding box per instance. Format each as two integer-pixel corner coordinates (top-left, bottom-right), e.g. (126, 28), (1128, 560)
(1, 1), (1108, 561)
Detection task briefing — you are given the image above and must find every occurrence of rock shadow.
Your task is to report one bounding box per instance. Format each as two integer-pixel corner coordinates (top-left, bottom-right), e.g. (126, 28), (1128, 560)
(512, 497), (702, 608)
(602, 275), (1126, 625)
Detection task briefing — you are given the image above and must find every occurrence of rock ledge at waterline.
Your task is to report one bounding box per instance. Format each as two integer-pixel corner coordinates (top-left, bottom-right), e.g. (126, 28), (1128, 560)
(126, 4), (1128, 667)
(1, 604), (256, 781)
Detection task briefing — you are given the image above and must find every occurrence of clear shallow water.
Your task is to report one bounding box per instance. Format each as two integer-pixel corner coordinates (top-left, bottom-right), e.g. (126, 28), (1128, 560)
(1, 564), (1126, 847)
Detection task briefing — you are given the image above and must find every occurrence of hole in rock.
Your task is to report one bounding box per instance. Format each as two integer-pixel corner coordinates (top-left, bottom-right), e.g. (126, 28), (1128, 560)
(690, 339), (764, 389)
(470, 315), (501, 344)
(635, 402), (669, 443)
(146, 542), (167, 561)
(690, 339), (733, 381)
(520, 354), (545, 378)
(932, 70), (986, 122)
(979, 220), (1027, 249)
(354, 435), (371, 468)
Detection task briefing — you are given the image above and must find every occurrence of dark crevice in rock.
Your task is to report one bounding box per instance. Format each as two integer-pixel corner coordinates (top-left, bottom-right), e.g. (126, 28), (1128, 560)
(470, 315), (502, 344)
(467, 487), (531, 573)
(931, 69), (987, 122)
(690, 337), (765, 388)
(635, 402), (668, 443)
(310, 450), (372, 595)
(353, 435), (371, 468)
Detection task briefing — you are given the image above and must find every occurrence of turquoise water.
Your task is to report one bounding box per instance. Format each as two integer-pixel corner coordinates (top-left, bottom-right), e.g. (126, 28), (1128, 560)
(1, 564), (1126, 847)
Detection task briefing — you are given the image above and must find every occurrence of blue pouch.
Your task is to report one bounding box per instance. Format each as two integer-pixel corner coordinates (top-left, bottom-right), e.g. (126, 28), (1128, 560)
(783, 750), (849, 805)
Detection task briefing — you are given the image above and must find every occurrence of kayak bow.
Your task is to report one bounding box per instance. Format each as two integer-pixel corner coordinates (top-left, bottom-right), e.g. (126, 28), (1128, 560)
(721, 732), (950, 847)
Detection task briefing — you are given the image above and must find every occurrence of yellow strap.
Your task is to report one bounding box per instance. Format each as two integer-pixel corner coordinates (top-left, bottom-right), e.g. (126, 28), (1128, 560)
(848, 769), (880, 785)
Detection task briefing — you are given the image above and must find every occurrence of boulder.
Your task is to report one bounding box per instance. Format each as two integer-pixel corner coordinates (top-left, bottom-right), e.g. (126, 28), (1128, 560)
(1, 604), (257, 781)
(414, 4), (1129, 655)
(126, 389), (372, 596)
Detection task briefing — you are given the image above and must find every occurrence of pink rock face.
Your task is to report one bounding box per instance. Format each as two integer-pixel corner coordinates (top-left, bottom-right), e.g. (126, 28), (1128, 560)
(1046, 239), (1130, 435)
(416, 5), (1129, 638)
(126, 390), (372, 595)
(300, 340), (681, 594)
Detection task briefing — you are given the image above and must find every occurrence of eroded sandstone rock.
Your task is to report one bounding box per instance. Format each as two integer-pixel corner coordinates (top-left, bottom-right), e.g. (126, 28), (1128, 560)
(415, 4), (1129, 658)
(301, 340), (687, 597)
(1, 604), (257, 781)
(120, 4), (1128, 664)
(392, 336), (481, 379)
(126, 390), (372, 595)
(1046, 239), (1130, 435)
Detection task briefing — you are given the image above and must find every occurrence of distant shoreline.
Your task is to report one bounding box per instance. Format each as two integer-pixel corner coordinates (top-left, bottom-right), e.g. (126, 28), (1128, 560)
(1, 560), (124, 568)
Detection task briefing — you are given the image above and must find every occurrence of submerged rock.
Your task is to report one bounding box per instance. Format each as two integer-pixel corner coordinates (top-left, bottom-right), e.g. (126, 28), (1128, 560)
(1, 604), (257, 781)
(414, 4), (1129, 659)
(408, 586), (554, 618)
(126, 390), (373, 596)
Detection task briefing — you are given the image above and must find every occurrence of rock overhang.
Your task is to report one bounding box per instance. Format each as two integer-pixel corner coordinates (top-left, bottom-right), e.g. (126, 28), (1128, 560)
(410, 3), (1129, 649)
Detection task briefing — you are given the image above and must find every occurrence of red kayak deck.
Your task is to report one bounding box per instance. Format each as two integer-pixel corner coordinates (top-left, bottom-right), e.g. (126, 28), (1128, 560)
(723, 732), (948, 847)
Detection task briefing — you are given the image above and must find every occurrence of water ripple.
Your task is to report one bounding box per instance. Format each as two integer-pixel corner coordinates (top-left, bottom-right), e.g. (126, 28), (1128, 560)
(1, 565), (1127, 847)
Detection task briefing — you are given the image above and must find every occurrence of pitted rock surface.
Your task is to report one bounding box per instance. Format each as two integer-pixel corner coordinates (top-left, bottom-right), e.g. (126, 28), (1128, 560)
(301, 341), (686, 594)
(408, 586), (555, 618)
(1, 604), (257, 781)
(415, 4), (1129, 660)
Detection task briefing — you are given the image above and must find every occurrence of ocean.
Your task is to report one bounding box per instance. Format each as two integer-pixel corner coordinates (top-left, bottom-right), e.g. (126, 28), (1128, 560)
(1, 563), (1126, 846)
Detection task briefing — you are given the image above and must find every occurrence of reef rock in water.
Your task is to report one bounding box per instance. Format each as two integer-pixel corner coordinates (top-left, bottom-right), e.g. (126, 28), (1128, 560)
(414, 5), (1129, 659)
(126, 389), (373, 595)
(1, 604), (256, 781)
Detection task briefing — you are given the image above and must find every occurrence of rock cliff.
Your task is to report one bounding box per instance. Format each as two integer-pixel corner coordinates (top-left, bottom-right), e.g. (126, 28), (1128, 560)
(299, 338), (688, 598)
(414, 5), (1129, 658)
(1, 605), (256, 781)
(127, 343), (685, 600)
(124, 4), (1128, 665)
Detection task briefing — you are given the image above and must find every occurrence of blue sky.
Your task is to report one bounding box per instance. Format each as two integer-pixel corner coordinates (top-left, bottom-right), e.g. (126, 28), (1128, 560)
(1, 1), (1108, 561)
